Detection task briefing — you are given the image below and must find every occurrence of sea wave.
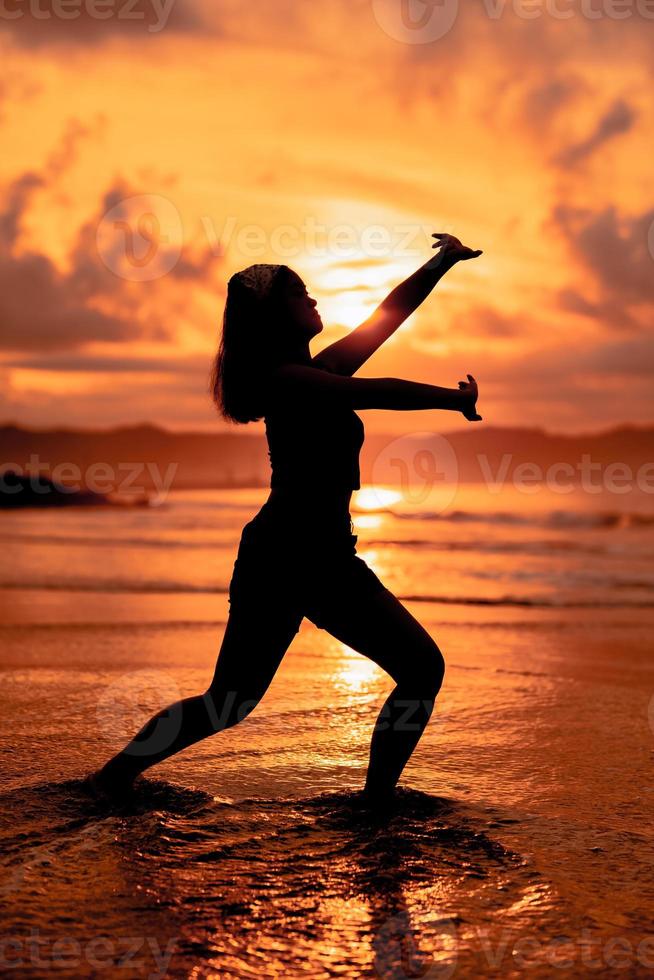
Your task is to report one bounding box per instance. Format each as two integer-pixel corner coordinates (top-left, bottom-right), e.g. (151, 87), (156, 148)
(0, 531), (233, 549)
(0, 579), (229, 594)
(0, 580), (651, 608)
(366, 538), (613, 555)
(390, 508), (654, 530)
(398, 594), (654, 608)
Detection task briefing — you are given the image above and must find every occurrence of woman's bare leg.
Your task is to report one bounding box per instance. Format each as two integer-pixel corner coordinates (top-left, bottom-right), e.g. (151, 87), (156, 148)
(305, 586), (445, 804)
(94, 605), (302, 792)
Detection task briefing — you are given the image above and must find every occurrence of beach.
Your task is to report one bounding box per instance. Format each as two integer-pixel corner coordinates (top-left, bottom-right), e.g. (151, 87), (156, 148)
(1, 484), (653, 978)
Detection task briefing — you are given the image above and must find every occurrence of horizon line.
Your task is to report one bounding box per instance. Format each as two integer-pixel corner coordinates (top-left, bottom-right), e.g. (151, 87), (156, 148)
(2, 420), (653, 441)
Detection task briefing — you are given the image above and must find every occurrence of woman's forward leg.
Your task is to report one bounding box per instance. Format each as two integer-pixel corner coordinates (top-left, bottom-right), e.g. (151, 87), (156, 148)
(94, 601), (302, 792)
(304, 570), (445, 804)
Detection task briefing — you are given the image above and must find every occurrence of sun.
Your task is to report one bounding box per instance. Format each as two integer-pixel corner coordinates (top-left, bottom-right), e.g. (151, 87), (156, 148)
(321, 290), (376, 330)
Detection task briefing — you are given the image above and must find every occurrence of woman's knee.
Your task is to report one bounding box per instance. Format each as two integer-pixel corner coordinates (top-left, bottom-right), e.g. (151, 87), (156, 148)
(421, 648), (445, 699)
(398, 641), (445, 699)
(203, 686), (262, 731)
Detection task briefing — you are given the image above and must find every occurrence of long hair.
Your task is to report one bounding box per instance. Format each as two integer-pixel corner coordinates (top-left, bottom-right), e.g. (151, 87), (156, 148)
(210, 266), (292, 424)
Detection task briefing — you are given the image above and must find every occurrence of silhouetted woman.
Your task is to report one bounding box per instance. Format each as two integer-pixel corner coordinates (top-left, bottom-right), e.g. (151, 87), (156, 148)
(93, 233), (482, 805)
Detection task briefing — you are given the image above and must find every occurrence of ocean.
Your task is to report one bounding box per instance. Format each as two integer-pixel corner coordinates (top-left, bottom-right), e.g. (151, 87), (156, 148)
(1, 483), (653, 978)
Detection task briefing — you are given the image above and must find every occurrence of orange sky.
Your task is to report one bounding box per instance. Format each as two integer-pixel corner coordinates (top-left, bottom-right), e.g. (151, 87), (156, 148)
(0, 0), (652, 434)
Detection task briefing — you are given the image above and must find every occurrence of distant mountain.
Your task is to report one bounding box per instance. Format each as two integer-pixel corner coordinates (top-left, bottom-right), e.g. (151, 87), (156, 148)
(1, 422), (652, 494)
(363, 425), (654, 487)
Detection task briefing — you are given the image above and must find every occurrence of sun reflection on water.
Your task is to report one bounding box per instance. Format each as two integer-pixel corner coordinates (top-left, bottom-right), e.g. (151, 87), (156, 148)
(353, 488), (402, 511)
(333, 653), (383, 694)
(352, 513), (382, 530)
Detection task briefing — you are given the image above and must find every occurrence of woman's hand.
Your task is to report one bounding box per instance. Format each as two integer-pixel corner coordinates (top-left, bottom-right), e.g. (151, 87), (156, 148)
(432, 233), (482, 264)
(458, 373), (483, 421)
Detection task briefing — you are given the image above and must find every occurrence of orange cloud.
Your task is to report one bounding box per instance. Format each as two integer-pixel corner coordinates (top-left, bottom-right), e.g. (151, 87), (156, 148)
(0, 0), (652, 431)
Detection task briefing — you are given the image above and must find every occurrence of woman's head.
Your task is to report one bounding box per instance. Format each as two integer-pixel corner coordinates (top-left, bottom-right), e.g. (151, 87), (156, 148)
(210, 264), (323, 423)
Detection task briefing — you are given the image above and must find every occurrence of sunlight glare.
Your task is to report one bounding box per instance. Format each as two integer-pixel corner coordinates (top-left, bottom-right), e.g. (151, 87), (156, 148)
(352, 514), (382, 530)
(334, 656), (382, 693)
(354, 488), (402, 511)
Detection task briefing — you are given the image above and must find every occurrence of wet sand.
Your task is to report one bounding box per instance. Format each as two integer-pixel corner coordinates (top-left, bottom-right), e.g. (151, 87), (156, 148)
(1, 488), (653, 977)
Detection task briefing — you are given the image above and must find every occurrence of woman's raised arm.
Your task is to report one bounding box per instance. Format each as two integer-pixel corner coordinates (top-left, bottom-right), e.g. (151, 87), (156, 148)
(266, 364), (482, 420)
(313, 234), (482, 377)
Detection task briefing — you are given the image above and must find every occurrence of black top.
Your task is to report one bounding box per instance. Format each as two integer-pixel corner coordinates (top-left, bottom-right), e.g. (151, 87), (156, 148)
(264, 396), (365, 492)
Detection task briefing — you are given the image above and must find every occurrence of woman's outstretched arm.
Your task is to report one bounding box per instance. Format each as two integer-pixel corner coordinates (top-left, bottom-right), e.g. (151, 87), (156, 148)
(266, 364), (482, 420)
(313, 234), (482, 377)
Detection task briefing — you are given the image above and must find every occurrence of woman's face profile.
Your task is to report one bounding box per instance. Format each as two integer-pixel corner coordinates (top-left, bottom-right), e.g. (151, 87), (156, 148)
(277, 271), (323, 339)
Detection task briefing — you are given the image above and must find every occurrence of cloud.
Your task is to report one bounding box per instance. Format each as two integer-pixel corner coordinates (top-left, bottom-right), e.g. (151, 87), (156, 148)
(555, 98), (637, 167)
(1, 1), (652, 431)
(552, 203), (654, 328)
(520, 75), (585, 132)
(3, 351), (208, 373)
(0, 125), (223, 352)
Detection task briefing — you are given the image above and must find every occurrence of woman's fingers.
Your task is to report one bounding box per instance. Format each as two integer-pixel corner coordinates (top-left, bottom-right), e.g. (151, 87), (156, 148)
(431, 236), (483, 259)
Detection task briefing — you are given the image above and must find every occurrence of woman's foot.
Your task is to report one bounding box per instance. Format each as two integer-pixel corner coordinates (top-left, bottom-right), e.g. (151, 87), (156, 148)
(85, 761), (137, 802)
(360, 784), (397, 811)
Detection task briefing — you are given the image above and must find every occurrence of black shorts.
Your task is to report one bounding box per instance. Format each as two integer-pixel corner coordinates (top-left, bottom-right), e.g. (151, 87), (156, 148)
(228, 511), (390, 633)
